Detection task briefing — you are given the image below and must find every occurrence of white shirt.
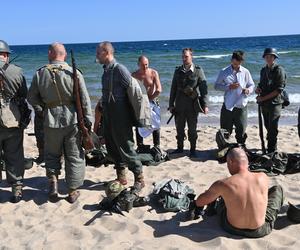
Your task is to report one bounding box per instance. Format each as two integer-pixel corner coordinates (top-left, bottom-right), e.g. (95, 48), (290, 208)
(214, 65), (255, 111)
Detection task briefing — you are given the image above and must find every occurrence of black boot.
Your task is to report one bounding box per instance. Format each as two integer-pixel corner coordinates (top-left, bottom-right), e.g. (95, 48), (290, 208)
(189, 144), (197, 158)
(48, 175), (58, 202)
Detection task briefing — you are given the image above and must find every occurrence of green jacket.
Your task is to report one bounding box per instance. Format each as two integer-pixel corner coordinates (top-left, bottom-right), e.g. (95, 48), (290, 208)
(169, 64), (208, 111)
(28, 61), (92, 128)
(258, 63), (286, 105)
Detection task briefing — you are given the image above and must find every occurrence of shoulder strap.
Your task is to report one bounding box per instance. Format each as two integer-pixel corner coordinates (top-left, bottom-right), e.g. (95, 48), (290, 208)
(108, 63), (118, 103)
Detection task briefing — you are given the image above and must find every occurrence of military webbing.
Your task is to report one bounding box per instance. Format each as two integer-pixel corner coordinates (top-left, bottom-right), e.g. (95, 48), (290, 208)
(45, 65), (74, 109)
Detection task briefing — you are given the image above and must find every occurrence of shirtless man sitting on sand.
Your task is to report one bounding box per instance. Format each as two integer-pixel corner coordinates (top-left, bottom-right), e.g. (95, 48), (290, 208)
(132, 56), (162, 149)
(195, 147), (283, 238)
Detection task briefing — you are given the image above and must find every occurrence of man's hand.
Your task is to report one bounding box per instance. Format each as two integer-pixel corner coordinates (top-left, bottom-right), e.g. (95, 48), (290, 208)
(204, 107), (209, 115)
(168, 106), (175, 114)
(242, 88), (250, 95)
(255, 87), (262, 95)
(256, 96), (265, 103)
(229, 82), (240, 90)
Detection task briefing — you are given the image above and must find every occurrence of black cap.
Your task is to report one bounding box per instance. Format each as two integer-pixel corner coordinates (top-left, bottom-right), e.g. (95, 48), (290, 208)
(263, 48), (278, 59)
(287, 202), (300, 223)
(0, 40), (11, 54)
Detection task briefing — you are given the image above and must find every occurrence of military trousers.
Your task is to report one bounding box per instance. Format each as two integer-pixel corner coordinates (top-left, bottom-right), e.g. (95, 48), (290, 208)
(0, 127), (24, 186)
(216, 185), (283, 238)
(44, 124), (85, 190)
(136, 128), (160, 148)
(175, 110), (198, 149)
(103, 101), (143, 175)
(261, 104), (282, 153)
(220, 104), (248, 144)
(34, 112), (44, 156)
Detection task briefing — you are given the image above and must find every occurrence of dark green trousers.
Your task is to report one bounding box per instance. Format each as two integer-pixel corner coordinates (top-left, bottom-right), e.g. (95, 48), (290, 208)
(220, 104), (248, 144)
(217, 185), (283, 238)
(0, 128), (24, 186)
(261, 104), (282, 153)
(34, 112), (44, 156)
(103, 101), (142, 175)
(175, 110), (198, 149)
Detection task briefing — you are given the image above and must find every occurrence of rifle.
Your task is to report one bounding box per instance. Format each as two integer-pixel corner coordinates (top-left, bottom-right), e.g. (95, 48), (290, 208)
(70, 50), (94, 151)
(167, 113), (174, 124)
(258, 103), (266, 154)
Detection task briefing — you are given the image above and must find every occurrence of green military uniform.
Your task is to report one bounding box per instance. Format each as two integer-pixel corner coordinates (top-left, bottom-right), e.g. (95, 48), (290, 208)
(28, 61), (92, 190)
(258, 63), (286, 153)
(216, 185), (283, 238)
(169, 64), (208, 151)
(0, 58), (28, 201)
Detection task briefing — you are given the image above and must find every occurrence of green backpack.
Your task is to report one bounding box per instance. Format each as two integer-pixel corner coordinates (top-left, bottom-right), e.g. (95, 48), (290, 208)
(152, 179), (195, 212)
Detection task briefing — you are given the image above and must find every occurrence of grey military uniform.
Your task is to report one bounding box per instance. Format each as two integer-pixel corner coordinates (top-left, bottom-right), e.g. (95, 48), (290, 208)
(169, 64), (208, 150)
(0, 59), (27, 187)
(28, 61), (92, 190)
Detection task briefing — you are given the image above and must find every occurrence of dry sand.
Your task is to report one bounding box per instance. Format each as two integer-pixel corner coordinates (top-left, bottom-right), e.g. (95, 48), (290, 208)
(0, 124), (299, 250)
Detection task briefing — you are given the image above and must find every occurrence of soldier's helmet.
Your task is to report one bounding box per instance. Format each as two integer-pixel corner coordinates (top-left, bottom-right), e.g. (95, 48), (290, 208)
(105, 180), (125, 201)
(287, 202), (300, 223)
(262, 48), (278, 59)
(0, 40), (11, 54)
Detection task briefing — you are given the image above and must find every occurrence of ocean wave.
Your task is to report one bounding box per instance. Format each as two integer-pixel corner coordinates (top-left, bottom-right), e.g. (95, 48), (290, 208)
(209, 93), (300, 104)
(278, 50), (299, 55)
(193, 54), (231, 59)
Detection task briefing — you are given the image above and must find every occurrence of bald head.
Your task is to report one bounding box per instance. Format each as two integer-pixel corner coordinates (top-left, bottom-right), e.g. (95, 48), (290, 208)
(48, 42), (67, 62)
(227, 147), (249, 175)
(96, 41), (115, 65)
(138, 55), (149, 71)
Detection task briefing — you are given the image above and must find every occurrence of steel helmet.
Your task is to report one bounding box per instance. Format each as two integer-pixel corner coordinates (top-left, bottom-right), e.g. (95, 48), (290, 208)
(287, 202), (300, 223)
(0, 40), (11, 54)
(105, 180), (125, 201)
(262, 48), (279, 59)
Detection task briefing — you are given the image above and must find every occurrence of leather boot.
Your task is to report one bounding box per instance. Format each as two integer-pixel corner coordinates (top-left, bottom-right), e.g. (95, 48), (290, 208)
(11, 184), (23, 203)
(48, 175), (58, 202)
(133, 172), (145, 193)
(116, 167), (127, 185)
(67, 189), (80, 203)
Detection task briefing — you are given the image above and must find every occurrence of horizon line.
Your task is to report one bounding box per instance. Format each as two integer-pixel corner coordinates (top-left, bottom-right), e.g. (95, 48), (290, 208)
(10, 33), (300, 47)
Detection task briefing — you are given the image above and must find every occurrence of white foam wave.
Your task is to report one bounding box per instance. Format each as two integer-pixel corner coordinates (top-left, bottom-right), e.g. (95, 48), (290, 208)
(209, 93), (300, 104)
(193, 54), (231, 59)
(278, 50), (298, 54)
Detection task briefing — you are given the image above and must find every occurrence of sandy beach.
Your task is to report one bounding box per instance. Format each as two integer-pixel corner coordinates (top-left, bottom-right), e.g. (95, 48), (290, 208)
(0, 124), (299, 250)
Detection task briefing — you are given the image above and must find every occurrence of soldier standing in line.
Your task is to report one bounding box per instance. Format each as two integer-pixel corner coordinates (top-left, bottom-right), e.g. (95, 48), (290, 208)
(256, 48), (287, 153)
(168, 48), (208, 157)
(28, 42), (92, 203)
(0, 40), (30, 203)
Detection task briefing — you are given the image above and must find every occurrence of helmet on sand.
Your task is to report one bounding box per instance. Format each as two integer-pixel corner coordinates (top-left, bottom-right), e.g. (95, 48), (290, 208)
(262, 48), (279, 59)
(287, 202), (300, 223)
(0, 40), (11, 54)
(105, 180), (125, 201)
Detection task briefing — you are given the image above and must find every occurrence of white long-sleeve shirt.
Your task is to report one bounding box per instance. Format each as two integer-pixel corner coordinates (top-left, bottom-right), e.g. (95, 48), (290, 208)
(214, 65), (255, 111)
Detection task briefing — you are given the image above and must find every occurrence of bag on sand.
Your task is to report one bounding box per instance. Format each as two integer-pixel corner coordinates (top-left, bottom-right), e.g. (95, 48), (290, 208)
(152, 179), (195, 212)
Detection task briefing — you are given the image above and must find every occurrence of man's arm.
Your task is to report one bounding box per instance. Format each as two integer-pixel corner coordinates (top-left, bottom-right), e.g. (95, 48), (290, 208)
(78, 72), (93, 126)
(168, 69), (177, 111)
(243, 70), (255, 95)
(195, 180), (223, 207)
(198, 67), (209, 113)
(28, 73), (44, 111)
(150, 70), (162, 100)
(214, 70), (229, 91)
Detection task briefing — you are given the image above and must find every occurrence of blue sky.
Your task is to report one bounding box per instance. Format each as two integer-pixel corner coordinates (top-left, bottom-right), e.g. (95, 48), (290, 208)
(3, 0), (299, 45)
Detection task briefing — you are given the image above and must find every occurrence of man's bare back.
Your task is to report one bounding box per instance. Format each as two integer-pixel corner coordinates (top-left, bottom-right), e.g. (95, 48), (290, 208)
(132, 56), (162, 101)
(196, 148), (269, 230)
(218, 171), (268, 229)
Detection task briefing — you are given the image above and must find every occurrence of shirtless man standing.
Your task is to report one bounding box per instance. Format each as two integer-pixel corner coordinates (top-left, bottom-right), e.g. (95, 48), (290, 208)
(132, 55), (162, 150)
(195, 148), (283, 238)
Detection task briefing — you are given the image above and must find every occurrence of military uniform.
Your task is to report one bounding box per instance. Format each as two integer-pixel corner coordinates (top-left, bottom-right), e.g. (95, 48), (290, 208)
(169, 64), (208, 152)
(101, 59), (144, 189)
(0, 58), (28, 202)
(28, 61), (92, 191)
(258, 63), (286, 153)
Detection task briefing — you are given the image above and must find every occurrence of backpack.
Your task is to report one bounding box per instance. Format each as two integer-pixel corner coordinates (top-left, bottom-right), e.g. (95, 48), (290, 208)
(152, 179), (195, 212)
(109, 63), (151, 128)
